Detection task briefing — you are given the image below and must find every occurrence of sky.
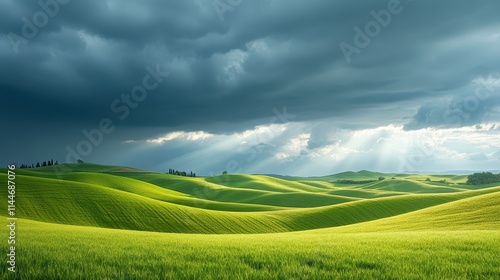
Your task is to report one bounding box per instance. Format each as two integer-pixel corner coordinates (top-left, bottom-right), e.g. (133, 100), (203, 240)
(1, 0), (500, 176)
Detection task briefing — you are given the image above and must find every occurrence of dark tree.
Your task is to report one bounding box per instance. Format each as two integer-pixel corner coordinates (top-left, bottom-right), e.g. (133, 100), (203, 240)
(466, 172), (500, 185)
(168, 168), (198, 177)
(36, 162), (40, 168)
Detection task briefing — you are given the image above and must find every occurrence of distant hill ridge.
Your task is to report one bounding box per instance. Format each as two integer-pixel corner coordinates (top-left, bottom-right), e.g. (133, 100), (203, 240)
(1, 162), (499, 235)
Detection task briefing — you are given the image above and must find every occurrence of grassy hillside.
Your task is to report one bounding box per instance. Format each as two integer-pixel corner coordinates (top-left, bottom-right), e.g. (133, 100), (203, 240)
(2, 163), (499, 279)
(59, 172), (288, 212)
(119, 172), (358, 208)
(32, 162), (148, 173)
(327, 188), (405, 199)
(2, 174), (295, 233)
(402, 174), (469, 184)
(357, 179), (464, 193)
(306, 170), (393, 182)
(206, 174), (327, 193)
(2, 169), (499, 234)
(320, 191), (500, 233)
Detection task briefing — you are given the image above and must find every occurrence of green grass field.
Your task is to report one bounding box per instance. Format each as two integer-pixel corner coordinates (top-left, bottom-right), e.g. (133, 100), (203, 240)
(1, 164), (499, 279)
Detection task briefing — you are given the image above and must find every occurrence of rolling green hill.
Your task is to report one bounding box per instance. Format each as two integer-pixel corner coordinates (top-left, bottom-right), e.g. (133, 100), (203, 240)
(3, 163), (499, 279)
(357, 179), (464, 193)
(32, 162), (148, 173)
(322, 190), (500, 233)
(205, 174), (327, 193)
(118, 172), (357, 208)
(2, 164), (499, 234)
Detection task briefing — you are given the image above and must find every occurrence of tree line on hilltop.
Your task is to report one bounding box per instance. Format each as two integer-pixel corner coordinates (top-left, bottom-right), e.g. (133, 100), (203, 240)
(466, 172), (500, 185)
(18, 159), (59, 169)
(167, 168), (196, 178)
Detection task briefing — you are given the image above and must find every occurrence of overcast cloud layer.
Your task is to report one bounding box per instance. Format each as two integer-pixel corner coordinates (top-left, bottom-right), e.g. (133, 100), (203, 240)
(1, 0), (499, 175)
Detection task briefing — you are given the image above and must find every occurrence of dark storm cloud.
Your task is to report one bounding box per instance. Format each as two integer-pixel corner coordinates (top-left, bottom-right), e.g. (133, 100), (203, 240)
(404, 78), (500, 130)
(1, 0), (500, 168)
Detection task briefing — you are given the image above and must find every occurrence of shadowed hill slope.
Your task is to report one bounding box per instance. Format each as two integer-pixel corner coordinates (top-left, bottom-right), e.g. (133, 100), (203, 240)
(2, 171), (499, 234)
(313, 191), (500, 233)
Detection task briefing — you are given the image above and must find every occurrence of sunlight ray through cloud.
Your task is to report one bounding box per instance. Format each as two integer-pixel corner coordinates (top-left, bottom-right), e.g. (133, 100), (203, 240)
(147, 131), (214, 144)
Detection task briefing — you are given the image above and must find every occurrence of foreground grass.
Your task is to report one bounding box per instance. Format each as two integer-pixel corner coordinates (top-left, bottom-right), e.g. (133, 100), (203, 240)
(2, 217), (499, 279)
